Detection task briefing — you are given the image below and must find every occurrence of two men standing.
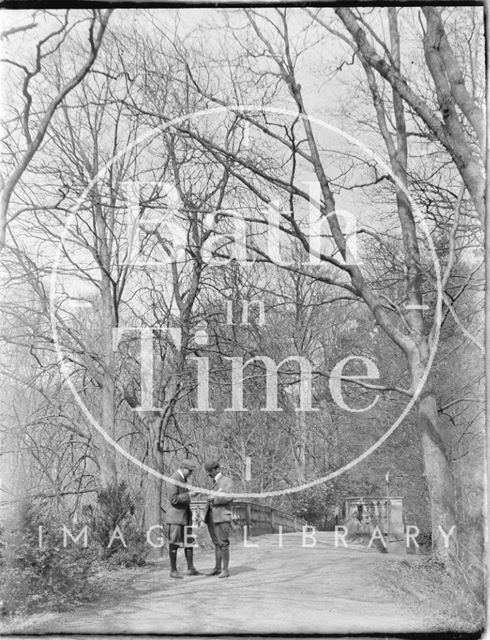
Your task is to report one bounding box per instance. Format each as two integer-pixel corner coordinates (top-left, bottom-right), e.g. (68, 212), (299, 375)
(164, 459), (233, 579)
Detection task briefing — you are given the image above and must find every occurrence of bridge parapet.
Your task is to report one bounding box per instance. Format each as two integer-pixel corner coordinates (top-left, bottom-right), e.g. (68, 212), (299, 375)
(191, 500), (306, 537)
(344, 496), (404, 539)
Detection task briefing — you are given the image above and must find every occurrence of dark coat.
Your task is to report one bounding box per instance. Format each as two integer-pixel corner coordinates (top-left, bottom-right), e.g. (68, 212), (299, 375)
(165, 470), (192, 525)
(205, 473), (233, 524)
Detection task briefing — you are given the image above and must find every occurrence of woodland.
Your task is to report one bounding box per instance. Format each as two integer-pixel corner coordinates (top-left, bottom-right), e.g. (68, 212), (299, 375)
(0, 6), (484, 616)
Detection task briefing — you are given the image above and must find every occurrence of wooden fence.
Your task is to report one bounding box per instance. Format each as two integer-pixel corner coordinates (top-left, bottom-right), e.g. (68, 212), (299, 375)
(191, 500), (307, 537)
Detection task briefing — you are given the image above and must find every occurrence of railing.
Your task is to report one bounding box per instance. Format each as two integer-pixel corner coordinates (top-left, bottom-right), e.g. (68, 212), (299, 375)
(344, 496), (404, 539)
(191, 500), (307, 536)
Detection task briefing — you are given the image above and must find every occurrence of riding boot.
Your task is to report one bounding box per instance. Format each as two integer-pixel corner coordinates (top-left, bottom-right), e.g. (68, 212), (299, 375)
(169, 544), (183, 579)
(218, 547), (230, 578)
(185, 547), (201, 575)
(207, 545), (222, 576)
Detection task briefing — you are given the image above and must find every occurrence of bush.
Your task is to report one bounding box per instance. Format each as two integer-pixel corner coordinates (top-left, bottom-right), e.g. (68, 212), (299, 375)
(90, 481), (147, 567)
(416, 530), (432, 554)
(104, 524), (148, 568)
(0, 500), (99, 615)
(0, 484), (148, 616)
(289, 486), (335, 529)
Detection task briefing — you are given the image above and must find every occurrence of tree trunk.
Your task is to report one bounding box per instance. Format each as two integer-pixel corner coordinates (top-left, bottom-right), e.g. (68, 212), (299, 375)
(412, 349), (457, 558)
(95, 197), (118, 490)
(142, 422), (165, 560)
(97, 287), (117, 489)
(292, 410), (307, 484)
(96, 440), (117, 490)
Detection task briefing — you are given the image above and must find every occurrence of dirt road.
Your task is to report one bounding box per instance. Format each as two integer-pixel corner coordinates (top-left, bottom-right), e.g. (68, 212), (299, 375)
(27, 532), (435, 635)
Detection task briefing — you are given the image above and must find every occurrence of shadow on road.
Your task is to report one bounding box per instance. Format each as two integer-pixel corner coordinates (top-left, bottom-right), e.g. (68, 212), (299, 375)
(227, 564), (256, 576)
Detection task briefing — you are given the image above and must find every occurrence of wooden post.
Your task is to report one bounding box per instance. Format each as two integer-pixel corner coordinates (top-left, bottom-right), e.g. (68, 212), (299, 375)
(386, 472), (391, 552)
(271, 507), (274, 533)
(246, 502), (252, 535)
(245, 456), (251, 482)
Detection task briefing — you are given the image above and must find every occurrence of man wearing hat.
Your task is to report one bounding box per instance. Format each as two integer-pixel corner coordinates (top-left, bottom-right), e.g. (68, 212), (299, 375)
(164, 459), (201, 579)
(204, 460), (233, 578)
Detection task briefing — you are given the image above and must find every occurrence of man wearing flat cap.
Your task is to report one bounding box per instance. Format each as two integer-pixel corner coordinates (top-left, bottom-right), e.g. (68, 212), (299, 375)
(204, 460), (234, 578)
(164, 459), (201, 579)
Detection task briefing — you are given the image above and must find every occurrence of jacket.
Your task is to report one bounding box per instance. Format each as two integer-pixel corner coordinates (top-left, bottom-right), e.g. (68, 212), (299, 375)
(205, 473), (234, 524)
(164, 470), (192, 525)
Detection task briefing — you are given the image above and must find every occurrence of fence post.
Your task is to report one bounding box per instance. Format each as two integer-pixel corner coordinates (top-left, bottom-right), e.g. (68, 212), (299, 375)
(246, 502), (252, 535)
(270, 507), (274, 533)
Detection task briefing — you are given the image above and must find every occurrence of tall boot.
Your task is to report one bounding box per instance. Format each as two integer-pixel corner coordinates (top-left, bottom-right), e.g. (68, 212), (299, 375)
(218, 547), (230, 578)
(185, 547), (201, 576)
(169, 544), (183, 579)
(207, 545), (222, 576)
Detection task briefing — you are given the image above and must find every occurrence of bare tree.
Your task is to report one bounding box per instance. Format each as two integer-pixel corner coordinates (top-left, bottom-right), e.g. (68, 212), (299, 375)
(334, 7), (485, 224)
(0, 9), (112, 248)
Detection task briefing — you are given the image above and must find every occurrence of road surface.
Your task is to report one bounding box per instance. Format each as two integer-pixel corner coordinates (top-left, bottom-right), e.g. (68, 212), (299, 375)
(26, 531), (435, 635)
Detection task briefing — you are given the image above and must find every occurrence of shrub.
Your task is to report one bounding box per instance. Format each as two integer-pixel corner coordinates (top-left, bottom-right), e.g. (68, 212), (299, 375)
(0, 500), (99, 615)
(289, 486), (335, 529)
(90, 481), (147, 567)
(104, 524), (148, 568)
